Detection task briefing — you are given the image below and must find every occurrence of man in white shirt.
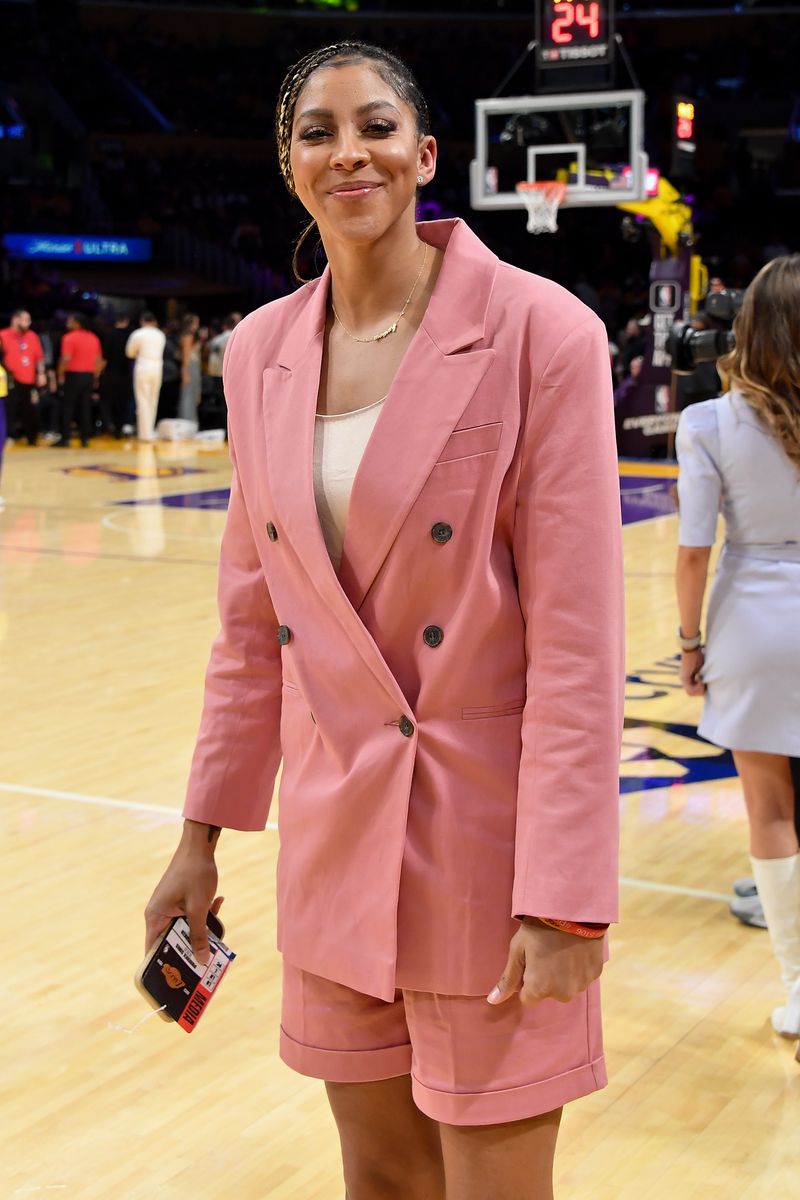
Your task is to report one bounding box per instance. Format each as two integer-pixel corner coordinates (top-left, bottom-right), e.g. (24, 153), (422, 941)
(125, 312), (166, 442)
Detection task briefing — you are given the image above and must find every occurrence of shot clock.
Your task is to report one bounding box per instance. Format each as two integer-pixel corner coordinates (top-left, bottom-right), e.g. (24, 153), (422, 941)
(671, 95), (698, 179)
(536, 0), (615, 69)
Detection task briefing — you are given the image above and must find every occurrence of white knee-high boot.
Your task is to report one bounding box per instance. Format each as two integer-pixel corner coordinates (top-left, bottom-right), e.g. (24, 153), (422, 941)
(750, 853), (800, 1037)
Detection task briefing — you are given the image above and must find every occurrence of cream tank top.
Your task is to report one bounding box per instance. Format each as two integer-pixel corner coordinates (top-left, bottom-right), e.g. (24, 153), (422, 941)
(313, 394), (386, 572)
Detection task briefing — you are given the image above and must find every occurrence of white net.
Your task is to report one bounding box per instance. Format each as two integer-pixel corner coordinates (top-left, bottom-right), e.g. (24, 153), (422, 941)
(516, 182), (567, 235)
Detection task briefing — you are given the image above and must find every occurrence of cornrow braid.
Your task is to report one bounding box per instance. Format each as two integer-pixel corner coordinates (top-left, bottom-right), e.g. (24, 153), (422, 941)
(276, 44), (346, 197)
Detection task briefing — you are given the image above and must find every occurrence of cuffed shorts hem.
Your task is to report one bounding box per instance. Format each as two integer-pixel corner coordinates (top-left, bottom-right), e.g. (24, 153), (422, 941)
(280, 1023), (607, 1127)
(411, 1056), (608, 1126)
(280, 1024), (413, 1083)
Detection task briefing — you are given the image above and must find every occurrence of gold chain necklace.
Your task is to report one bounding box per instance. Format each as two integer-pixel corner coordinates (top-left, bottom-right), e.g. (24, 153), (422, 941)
(331, 243), (429, 343)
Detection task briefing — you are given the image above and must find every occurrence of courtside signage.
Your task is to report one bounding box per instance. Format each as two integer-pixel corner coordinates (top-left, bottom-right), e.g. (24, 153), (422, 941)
(2, 234), (152, 262)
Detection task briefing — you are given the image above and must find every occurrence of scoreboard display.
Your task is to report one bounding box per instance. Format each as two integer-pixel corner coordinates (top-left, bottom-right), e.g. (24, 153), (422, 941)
(536, 0), (614, 69)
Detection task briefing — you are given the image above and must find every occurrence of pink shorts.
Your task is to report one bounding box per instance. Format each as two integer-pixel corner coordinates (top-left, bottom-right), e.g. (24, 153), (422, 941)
(279, 961), (607, 1126)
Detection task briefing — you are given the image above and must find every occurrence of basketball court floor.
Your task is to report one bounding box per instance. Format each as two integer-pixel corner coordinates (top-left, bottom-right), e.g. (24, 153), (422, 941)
(1, 437), (798, 1198)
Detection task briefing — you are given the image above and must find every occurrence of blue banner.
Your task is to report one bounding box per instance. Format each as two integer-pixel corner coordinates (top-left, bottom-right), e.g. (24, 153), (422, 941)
(2, 234), (152, 262)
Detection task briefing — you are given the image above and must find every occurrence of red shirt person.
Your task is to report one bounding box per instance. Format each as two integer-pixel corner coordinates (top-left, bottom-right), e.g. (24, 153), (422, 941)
(55, 314), (104, 448)
(60, 325), (103, 375)
(0, 310), (46, 445)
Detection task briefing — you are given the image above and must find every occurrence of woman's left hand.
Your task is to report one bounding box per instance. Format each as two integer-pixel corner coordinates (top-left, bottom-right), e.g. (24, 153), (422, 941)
(679, 648), (706, 696)
(487, 918), (605, 1007)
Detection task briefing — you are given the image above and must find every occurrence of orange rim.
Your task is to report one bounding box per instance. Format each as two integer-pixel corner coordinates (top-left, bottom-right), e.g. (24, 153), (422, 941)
(515, 181), (567, 202)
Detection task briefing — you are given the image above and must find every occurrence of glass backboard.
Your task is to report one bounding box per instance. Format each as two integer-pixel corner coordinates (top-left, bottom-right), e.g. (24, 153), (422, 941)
(470, 89), (648, 212)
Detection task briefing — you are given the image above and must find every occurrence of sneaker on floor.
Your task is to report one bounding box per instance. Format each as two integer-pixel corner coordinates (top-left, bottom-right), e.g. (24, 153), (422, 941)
(733, 876), (758, 898)
(730, 894), (768, 928)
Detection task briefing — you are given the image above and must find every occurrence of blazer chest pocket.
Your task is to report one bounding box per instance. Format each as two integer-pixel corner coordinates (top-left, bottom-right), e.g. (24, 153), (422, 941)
(436, 421), (502, 464)
(462, 698), (525, 720)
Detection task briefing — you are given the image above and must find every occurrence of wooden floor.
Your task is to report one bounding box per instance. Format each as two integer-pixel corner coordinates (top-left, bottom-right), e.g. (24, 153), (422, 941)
(1, 437), (798, 1199)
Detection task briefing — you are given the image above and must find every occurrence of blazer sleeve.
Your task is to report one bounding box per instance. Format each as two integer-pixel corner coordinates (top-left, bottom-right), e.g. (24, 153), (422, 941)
(182, 340), (283, 831)
(511, 316), (624, 925)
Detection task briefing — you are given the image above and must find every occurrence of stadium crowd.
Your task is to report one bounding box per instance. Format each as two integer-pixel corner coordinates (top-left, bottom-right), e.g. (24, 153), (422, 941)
(0, 306), (239, 448)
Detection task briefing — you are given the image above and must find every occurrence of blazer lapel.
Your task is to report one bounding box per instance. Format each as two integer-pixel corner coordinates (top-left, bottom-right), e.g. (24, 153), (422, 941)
(261, 218), (499, 687)
(261, 269), (342, 615)
(338, 218), (499, 612)
(337, 333), (495, 612)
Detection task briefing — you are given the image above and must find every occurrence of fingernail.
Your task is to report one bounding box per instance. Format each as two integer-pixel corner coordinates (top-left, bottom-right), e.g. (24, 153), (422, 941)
(487, 986), (501, 1004)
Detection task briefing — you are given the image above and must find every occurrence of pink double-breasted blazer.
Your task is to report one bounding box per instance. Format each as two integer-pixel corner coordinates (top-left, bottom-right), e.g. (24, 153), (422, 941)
(184, 218), (624, 1002)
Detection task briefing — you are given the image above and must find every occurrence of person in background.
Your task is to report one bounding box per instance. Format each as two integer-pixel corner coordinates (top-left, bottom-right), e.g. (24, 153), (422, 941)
(178, 312), (202, 424)
(0, 309), (46, 446)
(157, 319), (182, 422)
(36, 318), (61, 440)
(101, 313), (135, 437)
(618, 315), (647, 380)
(677, 312), (724, 411)
(0, 340), (8, 509)
(54, 313), (104, 448)
(613, 354), (644, 409)
(126, 312), (166, 443)
(675, 255), (800, 1041)
(206, 313), (237, 427)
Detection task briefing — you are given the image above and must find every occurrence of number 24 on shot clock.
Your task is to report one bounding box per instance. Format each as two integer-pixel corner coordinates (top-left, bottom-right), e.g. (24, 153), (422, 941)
(536, 0), (614, 67)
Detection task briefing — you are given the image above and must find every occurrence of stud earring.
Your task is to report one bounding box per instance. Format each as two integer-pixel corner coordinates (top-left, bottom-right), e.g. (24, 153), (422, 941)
(417, 175), (424, 185)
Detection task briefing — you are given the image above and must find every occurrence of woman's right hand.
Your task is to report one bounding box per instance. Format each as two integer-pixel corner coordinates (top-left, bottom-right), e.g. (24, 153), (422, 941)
(679, 648), (706, 696)
(144, 820), (224, 965)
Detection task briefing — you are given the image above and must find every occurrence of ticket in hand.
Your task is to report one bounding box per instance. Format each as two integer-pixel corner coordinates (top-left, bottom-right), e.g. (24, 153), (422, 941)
(135, 913), (235, 1032)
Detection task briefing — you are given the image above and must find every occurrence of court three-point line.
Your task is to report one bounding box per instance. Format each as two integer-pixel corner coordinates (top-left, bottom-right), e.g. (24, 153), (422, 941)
(0, 781), (279, 831)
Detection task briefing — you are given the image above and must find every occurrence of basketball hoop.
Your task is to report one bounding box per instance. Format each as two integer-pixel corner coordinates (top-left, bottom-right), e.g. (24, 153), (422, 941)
(515, 181), (567, 235)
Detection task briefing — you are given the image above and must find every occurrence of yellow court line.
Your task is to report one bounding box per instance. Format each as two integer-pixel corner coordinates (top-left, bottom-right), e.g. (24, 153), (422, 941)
(619, 460), (679, 479)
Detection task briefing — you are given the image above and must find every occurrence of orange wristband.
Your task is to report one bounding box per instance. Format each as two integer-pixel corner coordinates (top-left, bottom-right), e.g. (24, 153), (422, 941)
(537, 918), (608, 939)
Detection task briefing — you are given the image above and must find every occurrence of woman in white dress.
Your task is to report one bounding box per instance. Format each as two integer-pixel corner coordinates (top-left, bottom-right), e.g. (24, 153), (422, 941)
(675, 255), (800, 1040)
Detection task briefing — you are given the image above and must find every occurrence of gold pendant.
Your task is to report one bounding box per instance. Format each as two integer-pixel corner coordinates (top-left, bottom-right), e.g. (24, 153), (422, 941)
(373, 322), (398, 342)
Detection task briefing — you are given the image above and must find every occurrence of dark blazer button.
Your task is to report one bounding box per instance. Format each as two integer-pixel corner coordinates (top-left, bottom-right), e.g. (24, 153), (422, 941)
(276, 624), (292, 645)
(423, 625), (444, 648)
(266, 522), (278, 542)
(431, 522), (453, 544)
(399, 715), (415, 737)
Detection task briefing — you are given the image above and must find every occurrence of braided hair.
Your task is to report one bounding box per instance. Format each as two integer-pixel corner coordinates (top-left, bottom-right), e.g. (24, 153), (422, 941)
(275, 41), (431, 281)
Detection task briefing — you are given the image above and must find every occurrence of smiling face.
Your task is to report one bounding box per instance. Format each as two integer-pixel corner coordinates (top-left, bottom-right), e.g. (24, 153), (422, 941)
(289, 61), (436, 246)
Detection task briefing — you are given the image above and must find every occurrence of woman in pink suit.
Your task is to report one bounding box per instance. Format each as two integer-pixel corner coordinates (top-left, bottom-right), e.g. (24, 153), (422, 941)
(145, 42), (624, 1200)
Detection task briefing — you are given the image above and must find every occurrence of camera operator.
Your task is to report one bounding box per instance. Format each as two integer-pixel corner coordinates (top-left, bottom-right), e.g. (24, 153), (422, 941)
(674, 255), (800, 1041)
(670, 288), (744, 411)
(676, 314), (723, 409)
